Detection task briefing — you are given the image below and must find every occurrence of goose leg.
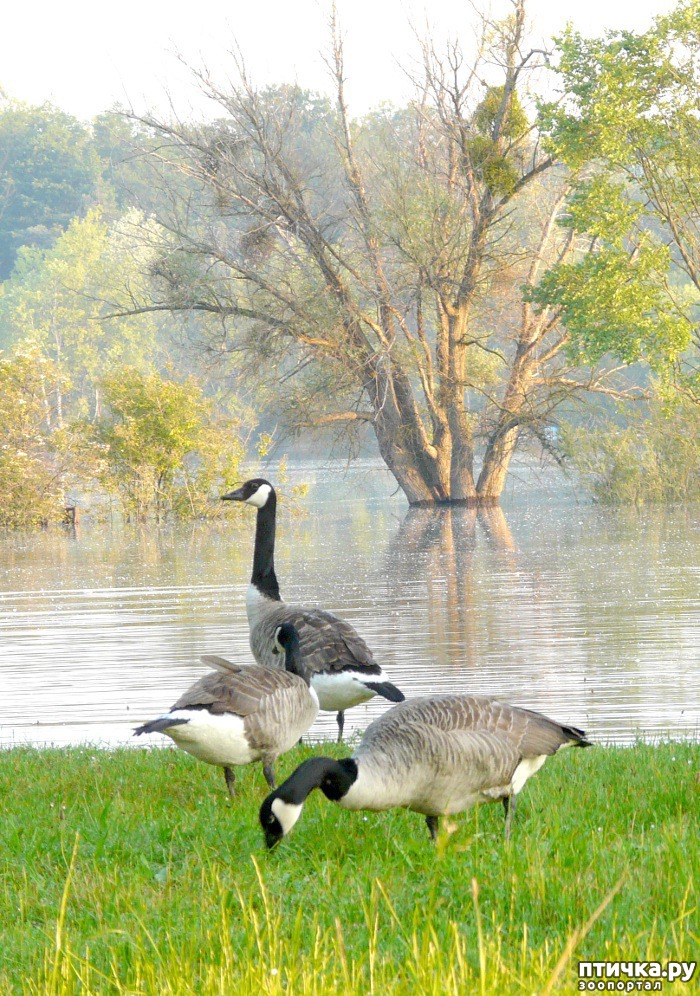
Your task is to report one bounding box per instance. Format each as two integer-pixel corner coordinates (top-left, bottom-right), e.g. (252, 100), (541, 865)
(224, 766), (236, 799)
(503, 793), (516, 840)
(426, 815), (439, 841)
(263, 763), (277, 789)
(336, 710), (345, 743)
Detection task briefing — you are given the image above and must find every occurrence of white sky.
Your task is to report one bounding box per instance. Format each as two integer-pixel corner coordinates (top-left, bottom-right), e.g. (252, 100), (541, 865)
(1, 0), (678, 122)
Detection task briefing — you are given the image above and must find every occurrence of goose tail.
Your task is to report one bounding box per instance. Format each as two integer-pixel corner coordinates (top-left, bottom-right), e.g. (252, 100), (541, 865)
(364, 681), (405, 703)
(561, 724), (592, 748)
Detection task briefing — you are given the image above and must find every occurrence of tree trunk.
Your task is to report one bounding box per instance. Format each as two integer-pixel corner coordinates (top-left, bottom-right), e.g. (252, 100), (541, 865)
(477, 423), (521, 501)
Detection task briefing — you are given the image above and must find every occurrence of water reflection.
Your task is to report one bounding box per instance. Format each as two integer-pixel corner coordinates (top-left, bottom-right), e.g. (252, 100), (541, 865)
(385, 505), (521, 662)
(1, 460), (698, 748)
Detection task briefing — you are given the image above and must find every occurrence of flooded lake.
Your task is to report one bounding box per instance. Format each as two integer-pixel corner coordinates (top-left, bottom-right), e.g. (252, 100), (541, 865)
(1, 460), (699, 748)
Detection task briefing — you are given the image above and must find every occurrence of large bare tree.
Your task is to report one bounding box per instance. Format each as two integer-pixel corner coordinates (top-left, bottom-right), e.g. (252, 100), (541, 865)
(128, 0), (636, 505)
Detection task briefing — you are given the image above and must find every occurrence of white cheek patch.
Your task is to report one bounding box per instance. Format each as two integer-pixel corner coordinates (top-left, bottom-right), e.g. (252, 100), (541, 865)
(271, 798), (304, 836)
(246, 483), (272, 508)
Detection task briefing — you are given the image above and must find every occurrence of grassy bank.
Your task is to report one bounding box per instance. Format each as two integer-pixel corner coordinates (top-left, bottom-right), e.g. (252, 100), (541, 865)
(0, 740), (697, 994)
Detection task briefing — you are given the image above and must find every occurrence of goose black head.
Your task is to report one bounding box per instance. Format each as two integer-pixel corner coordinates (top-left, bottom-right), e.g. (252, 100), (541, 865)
(220, 478), (275, 508)
(259, 792), (303, 848)
(259, 757), (357, 848)
(272, 622), (297, 654)
(272, 623), (308, 682)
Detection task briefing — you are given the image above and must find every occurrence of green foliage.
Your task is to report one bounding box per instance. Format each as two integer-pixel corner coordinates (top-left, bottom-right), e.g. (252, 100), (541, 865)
(475, 84), (529, 141)
(0, 741), (696, 992)
(466, 135), (521, 198)
(0, 101), (100, 278)
(562, 175), (643, 245)
(467, 86), (529, 198)
(91, 111), (168, 216)
(141, 40), (571, 506)
(0, 342), (66, 527)
(563, 394), (700, 502)
(0, 209), (253, 526)
(536, 1), (700, 380)
(530, 239), (688, 366)
(89, 368), (244, 520)
(0, 209), (168, 423)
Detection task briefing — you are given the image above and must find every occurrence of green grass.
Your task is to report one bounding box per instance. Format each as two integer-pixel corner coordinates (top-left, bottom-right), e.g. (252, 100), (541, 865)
(0, 740), (697, 994)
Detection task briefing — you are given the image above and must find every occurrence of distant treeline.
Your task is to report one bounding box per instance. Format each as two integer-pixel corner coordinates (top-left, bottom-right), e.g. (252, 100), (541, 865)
(0, 105), (176, 280)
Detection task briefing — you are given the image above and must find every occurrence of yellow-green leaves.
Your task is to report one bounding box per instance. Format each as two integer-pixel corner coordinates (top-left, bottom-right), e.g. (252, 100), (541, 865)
(92, 368), (244, 521)
(535, 2), (700, 376)
(0, 342), (65, 527)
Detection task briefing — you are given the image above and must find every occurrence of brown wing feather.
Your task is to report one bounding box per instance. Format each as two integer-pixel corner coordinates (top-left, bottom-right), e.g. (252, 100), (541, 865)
(251, 604), (380, 676)
(360, 695), (587, 759)
(243, 682), (319, 755)
(172, 666), (304, 718)
(200, 654), (243, 675)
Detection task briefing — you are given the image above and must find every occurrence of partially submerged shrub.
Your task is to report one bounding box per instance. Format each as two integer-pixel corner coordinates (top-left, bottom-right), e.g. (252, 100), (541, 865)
(563, 395), (700, 503)
(88, 367), (244, 521)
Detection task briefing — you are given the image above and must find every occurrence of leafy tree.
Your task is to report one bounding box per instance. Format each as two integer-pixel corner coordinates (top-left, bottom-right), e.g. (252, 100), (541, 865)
(537, 0), (700, 389)
(90, 368), (244, 520)
(129, 0), (634, 506)
(0, 209), (167, 424)
(0, 101), (100, 278)
(0, 342), (66, 526)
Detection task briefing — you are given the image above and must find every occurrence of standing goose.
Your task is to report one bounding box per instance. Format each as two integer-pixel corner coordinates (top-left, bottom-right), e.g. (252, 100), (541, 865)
(134, 623), (318, 797)
(221, 478), (404, 740)
(259, 693), (591, 846)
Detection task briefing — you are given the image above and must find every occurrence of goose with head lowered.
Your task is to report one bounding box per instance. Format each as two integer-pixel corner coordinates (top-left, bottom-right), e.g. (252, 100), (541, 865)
(134, 623), (318, 797)
(259, 693), (591, 846)
(221, 478), (404, 741)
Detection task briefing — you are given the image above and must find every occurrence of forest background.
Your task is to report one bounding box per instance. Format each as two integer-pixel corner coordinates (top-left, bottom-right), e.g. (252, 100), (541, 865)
(1, 0), (699, 525)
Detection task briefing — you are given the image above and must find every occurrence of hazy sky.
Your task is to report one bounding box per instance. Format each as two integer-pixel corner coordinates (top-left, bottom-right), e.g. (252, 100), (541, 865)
(2, 0), (677, 121)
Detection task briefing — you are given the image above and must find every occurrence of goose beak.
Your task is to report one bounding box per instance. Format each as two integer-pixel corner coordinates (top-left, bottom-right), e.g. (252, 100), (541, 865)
(220, 485), (245, 502)
(264, 828), (281, 849)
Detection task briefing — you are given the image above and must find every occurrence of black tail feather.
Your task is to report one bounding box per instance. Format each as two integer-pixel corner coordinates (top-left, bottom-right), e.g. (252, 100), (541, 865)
(133, 716), (188, 736)
(562, 724), (592, 747)
(364, 681), (405, 703)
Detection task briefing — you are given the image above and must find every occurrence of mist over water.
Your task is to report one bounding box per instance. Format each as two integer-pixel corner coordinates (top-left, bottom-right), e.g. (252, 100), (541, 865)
(1, 460), (698, 747)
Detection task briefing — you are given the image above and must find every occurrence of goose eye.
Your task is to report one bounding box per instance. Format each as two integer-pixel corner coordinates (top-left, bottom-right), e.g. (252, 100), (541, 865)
(266, 813), (276, 824)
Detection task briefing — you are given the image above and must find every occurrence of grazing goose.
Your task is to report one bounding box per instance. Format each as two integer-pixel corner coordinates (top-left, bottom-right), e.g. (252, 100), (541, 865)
(259, 693), (591, 846)
(134, 623), (318, 798)
(221, 478), (404, 741)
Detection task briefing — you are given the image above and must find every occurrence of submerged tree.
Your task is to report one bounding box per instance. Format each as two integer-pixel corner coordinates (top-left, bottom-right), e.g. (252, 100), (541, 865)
(127, 0), (635, 505)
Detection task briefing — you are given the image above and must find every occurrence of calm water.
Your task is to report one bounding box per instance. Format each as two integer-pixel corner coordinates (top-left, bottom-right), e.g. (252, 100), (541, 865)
(1, 460), (699, 748)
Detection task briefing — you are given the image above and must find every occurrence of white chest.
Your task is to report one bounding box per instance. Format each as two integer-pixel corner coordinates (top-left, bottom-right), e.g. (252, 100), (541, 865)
(246, 584), (278, 632)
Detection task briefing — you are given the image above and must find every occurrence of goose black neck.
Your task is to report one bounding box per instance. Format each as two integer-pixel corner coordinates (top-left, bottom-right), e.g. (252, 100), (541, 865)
(276, 756), (358, 805)
(252, 491), (280, 601)
(283, 635), (310, 686)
